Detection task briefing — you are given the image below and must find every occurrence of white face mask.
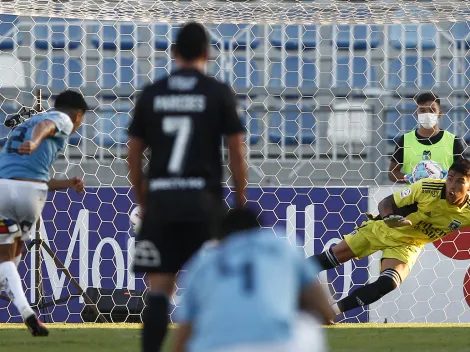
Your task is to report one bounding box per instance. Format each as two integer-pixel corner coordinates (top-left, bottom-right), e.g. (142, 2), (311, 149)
(418, 113), (438, 129)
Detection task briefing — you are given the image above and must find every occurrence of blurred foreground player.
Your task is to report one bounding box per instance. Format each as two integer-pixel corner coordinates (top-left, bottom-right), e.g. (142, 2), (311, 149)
(172, 208), (334, 352)
(127, 22), (247, 352)
(0, 90), (87, 335)
(312, 159), (470, 318)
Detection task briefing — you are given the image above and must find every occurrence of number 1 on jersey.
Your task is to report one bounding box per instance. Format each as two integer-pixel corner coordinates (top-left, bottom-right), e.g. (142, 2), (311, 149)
(162, 116), (192, 174)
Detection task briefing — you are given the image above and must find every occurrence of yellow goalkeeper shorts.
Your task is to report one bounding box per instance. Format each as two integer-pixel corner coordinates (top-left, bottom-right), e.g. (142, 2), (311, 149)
(343, 220), (423, 271)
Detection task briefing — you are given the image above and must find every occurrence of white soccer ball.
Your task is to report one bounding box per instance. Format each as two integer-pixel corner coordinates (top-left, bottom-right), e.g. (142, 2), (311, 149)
(130, 206), (142, 234)
(412, 159), (444, 182)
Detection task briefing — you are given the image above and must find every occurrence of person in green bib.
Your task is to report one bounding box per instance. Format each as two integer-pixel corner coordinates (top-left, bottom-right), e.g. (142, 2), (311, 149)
(389, 92), (465, 183)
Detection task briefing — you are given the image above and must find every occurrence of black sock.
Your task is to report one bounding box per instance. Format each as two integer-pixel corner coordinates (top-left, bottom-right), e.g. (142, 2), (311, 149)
(143, 293), (169, 352)
(336, 269), (401, 313)
(312, 247), (340, 271)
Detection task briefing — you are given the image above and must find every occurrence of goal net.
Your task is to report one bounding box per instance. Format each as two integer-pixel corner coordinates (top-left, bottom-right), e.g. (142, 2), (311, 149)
(0, 1), (470, 324)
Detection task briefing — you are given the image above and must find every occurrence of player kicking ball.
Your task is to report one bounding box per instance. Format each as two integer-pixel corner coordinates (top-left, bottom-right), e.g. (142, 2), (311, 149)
(0, 90), (87, 336)
(312, 158), (470, 318)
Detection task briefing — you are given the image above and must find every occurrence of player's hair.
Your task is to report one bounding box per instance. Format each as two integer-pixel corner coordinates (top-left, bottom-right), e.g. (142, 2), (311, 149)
(415, 92), (441, 107)
(449, 159), (470, 178)
(174, 22), (209, 61)
(54, 90), (88, 113)
(219, 207), (260, 239)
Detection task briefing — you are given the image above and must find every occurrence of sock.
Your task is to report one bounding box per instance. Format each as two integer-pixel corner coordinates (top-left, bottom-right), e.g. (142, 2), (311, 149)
(336, 269), (401, 313)
(13, 255), (21, 268)
(0, 261), (35, 320)
(312, 247), (341, 271)
(143, 293), (169, 352)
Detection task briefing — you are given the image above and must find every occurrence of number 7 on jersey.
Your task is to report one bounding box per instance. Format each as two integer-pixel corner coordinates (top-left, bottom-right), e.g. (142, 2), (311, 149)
(162, 116), (193, 174)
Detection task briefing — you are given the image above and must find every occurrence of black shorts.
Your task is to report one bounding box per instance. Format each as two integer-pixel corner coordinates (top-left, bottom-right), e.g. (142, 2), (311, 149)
(132, 220), (212, 274)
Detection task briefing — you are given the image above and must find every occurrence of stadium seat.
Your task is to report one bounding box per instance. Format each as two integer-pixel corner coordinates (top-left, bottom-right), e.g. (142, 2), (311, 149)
(209, 24), (260, 50)
(450, 22), (470, 49)
(240, 110), (262, 145)
(212, 57), (260, 91)
(91, 24), (136, 50)
(269, 105), (316, 145)
(335, 25), (381, 49)
(0, 105), (17, 146)
(35, 57), (83, 91)
(447, 57), (470, 88)
(269, 57), (316, 90)
(34, 20), (82, 50)
(154, 23), (180, 50)
(389, 24), (437, 50)
(385, 103), (417, 144)
(93, 105), (132, 147)
(97, 57), (143, 97)
(0, 15), (21, 50)
(333, 56), (377, 89)
(387, 56), (435, 89)
(153, 58), (172, 81)
(270, 25), (316, 50)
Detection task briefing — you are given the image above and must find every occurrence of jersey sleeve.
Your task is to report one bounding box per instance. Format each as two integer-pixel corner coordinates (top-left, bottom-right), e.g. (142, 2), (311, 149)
(393, 181), (424, 208)
(46, 113), (73, 137)
(219, 84), (244, 136)
(390, 135), (404, 164)
(295, 248), (320, 289)
(128, 88), (150, 141)
(453, 138), (466, 162)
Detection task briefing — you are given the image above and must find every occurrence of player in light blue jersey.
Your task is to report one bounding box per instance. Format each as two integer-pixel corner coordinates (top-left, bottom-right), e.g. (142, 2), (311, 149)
(172, 208), (334, 352)
(0, 90), (87, 336)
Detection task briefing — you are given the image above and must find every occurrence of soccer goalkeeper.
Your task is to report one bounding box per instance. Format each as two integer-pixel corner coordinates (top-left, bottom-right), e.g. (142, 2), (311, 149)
(312, 158), (470, 317)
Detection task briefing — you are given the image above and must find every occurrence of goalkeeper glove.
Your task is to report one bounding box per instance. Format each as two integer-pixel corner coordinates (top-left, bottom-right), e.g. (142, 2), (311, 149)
(403, 174), (415, 184)
(383, 214), (412, 228)
(441, 170), (448, 180)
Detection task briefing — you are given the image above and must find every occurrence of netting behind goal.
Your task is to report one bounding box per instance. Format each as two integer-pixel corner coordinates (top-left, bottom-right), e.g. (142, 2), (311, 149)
(0, 6), (470, 324)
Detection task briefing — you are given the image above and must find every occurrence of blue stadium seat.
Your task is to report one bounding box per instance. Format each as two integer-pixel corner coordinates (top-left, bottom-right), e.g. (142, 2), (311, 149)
(389, 24), (437, 50)
(97, 57), (143, 95)
(385, 103), (417, 144)
(335, 25), (381, 49)
(240, 110), (262, 145)
(0, 15), (21, 50)
(154, 24), (180, 50)
(36, 57), (83, 91)
(34, 20), (82, 50)
(153, 58), (172, 81)
(387, 56), (435, 89)
(334, 56), (377, 89)
(269, 105), (316, 145)
(210, 24), (260, 50)
(270, 25), (316, 50)
(450, 22), (470, 49)
(461, 103), (470, 144)
(447, 57), (470, 89)
(93, 106), (132, 147)
(0, 105), (17, 146)
(91, 24), (136, 50)
(269, 57), (316, 89)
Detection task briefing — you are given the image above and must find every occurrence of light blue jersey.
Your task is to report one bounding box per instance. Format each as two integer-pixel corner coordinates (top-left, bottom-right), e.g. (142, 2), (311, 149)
(0, 111), (73, 182)
(175, 229), (320, 352)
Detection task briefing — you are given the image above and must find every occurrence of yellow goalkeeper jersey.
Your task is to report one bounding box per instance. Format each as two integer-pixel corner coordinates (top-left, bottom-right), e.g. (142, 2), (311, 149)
(390, 178), (470, 245)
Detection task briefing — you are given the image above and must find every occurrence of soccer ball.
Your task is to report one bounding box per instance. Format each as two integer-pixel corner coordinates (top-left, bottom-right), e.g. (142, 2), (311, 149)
(130, 206), (142, 234)
(411, 160), (444, 182)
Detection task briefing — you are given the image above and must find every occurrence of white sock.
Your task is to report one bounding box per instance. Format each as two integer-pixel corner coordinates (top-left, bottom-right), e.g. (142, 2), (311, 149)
(0, 261), (35, 320)
(331, 303), (341, 315)
(13, 255), (21, 268)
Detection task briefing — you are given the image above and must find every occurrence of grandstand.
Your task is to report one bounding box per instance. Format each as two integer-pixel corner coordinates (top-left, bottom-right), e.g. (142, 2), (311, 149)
(0, 18), (468, 188)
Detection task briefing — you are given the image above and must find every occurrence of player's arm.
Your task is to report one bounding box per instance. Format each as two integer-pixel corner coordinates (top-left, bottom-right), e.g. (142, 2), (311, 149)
(221, 85), (247, 207)
(18, 120), (56, 155)
(388, 136), (406, 183)
(172, 322), (192, 352)
(378, 181), (423, 228)
(47, 177), (84, 193)
(127, 90), (150, 210)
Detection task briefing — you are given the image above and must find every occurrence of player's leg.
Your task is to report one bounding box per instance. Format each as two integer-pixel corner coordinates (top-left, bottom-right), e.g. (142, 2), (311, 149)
(331, 244), (419, 315)
(13, 238), (23, 267)
(312, 223), (373, 271)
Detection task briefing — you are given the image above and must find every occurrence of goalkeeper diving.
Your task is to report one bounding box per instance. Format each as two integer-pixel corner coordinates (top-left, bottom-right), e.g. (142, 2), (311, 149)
(312, 158), (470, 318)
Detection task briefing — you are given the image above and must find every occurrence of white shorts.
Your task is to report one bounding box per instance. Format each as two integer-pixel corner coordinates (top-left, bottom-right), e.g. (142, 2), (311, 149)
(0, 179), (48, 245)
(211, 313), (327, 352)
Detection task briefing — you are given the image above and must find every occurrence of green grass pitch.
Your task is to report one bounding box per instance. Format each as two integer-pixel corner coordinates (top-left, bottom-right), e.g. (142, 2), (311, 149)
(1, 323), (470, 352)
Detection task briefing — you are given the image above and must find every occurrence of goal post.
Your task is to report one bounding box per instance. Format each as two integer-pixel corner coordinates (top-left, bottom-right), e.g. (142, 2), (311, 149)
(0, 3), (470, 323)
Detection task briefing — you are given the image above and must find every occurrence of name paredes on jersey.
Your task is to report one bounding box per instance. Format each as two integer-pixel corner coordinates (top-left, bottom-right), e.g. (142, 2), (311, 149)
(154, 94), (206, 113)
